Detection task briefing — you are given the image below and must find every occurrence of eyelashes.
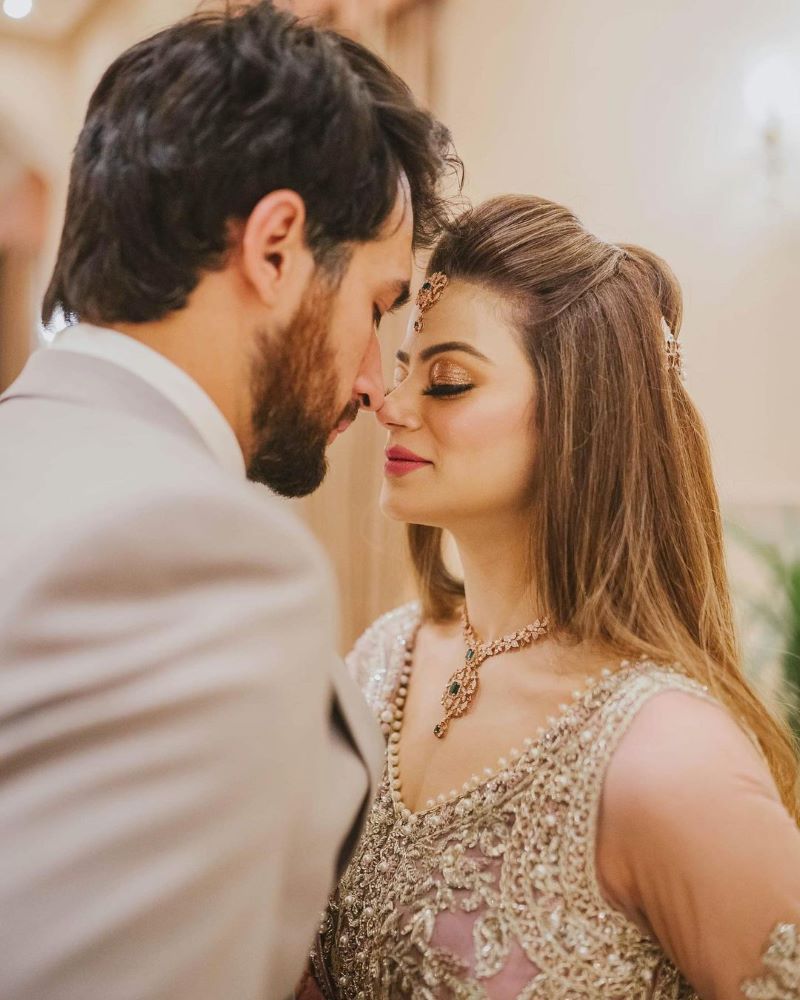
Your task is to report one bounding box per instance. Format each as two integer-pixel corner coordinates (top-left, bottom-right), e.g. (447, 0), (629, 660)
(422, 384), (474, 398)
(384, 382), (474, 399)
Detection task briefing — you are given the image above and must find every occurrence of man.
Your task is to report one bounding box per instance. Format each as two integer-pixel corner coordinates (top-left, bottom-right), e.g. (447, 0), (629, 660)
(0, 4), (459, 998)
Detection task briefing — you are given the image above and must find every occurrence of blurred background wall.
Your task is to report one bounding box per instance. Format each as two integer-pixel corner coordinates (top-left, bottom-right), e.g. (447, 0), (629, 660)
(0, 0), (797, 659)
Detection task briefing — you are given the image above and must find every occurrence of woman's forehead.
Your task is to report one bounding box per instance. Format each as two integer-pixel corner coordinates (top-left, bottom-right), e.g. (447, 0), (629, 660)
(400, 281), (518, 361)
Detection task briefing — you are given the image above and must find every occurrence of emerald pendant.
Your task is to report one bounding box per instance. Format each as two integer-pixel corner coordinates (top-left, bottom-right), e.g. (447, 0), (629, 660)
(449, 681), (461, 696)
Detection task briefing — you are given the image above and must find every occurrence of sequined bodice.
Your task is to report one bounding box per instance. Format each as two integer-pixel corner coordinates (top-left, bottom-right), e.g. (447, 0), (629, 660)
(313, 603), (800, 1000)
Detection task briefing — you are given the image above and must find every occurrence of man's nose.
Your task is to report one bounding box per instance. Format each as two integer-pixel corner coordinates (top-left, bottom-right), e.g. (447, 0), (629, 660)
(353, 334), (385, 413)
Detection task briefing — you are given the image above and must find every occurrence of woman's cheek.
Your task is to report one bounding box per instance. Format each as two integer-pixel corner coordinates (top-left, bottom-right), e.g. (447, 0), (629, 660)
(433, 396), (529, 452)
(439, 397), (536, 505)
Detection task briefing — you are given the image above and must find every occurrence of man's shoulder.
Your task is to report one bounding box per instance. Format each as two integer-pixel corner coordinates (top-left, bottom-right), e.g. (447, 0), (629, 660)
(67, 472), (330, 594)
(0, 397), (329, 592)
(133, 475), (329, 582)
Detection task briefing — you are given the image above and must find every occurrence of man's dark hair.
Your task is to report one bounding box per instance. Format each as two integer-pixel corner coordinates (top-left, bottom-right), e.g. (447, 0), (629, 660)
(43, 1), (461, 326)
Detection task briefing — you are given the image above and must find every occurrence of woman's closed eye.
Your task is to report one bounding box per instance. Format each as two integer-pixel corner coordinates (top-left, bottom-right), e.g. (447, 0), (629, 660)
(386, 359), (476, 398)
(422, 382), (474, 398)
(385, 379), (475, 398)
(423, 359), (475, 398)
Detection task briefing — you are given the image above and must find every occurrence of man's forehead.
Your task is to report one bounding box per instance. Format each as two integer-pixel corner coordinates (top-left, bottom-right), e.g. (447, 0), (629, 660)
(361, 180), (413, 305)
(374, 200), (413, 306)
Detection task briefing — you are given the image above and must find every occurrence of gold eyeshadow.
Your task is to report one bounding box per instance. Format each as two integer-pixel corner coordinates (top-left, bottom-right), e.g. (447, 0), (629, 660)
(429, 359), (473, 385)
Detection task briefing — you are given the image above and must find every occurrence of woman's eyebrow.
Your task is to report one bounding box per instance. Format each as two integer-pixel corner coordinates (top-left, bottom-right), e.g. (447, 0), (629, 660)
(395, 342), (493, 365)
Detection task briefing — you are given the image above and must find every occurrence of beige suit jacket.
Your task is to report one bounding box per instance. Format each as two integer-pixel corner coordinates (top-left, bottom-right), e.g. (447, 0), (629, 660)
(0, 348), (384, 1000)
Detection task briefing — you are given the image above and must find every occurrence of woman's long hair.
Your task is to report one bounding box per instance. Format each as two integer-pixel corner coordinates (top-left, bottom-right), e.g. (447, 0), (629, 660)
(409, 194), (800, 823)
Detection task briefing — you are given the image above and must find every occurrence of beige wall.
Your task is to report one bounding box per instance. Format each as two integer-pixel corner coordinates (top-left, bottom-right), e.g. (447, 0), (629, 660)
(432, 0), (800, 507)
(0, 0), (199, 300)
(0, 36), (69, 179)
(0, 35), (67, 307)
(66, 0), (200, 134)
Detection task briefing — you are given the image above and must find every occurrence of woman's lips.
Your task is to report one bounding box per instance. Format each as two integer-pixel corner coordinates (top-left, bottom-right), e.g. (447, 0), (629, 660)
(384, 445), (432, 477)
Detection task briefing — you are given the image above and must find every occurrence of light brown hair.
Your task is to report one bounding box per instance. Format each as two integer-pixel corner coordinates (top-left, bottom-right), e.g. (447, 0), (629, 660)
(409, 194), (800, 822)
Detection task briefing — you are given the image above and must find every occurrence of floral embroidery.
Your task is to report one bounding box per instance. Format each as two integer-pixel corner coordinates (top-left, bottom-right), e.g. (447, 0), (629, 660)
(742, 922), (800, 1000)
(314, 603), (720, 999)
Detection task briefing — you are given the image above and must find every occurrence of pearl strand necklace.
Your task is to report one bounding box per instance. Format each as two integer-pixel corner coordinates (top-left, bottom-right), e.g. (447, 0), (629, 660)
(383, 637), (415, 820)
(383, 627), (626, 819)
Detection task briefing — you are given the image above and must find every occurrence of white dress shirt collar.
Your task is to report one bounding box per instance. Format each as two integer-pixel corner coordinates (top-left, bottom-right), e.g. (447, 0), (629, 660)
(51, 323), (246, 478)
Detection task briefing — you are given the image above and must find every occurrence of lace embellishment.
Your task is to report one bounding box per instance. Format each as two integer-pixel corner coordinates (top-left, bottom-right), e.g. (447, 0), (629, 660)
(742, 922), (800, 1000)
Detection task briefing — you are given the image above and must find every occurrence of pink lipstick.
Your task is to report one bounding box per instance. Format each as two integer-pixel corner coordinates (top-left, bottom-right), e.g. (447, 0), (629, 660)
(385, 445), (432, 477)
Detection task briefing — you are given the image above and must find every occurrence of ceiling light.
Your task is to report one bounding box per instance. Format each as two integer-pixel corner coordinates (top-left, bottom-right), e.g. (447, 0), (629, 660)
(3, 0), (34, 19)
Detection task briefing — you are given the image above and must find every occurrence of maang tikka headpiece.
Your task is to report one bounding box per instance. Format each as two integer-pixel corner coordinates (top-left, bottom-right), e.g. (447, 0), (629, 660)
(413, 272), (449, 333)
(413, 267), (683, 379)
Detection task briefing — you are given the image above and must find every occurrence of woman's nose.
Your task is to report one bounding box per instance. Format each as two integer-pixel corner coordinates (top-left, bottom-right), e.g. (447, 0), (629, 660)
(377, 380), (420, 430)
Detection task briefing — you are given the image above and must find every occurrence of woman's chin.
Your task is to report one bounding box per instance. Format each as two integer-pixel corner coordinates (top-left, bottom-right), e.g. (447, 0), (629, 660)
(379, 493), (447, 529)
(381, 473), (463, 527)
(380, 486), (425, 524)
(378, 493), (409, 522)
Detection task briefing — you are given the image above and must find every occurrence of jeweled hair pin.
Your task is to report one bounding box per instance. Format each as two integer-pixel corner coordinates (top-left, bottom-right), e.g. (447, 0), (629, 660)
(413, 272), (449, 333)
(663, 319), (685, 380)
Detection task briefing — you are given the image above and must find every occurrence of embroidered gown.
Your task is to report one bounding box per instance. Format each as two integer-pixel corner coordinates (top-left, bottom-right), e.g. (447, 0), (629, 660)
(312, 603), (800, 999)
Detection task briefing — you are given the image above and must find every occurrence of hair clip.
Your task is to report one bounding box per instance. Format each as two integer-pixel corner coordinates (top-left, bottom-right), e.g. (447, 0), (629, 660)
(663, 321), (684, 379)
(413, 272), (449, 333)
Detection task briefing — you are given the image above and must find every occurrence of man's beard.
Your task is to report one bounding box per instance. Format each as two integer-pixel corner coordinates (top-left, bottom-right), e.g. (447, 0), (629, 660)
(246, 275), (356, 498)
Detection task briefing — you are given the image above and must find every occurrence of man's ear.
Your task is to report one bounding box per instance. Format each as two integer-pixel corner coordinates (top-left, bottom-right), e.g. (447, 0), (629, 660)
(240, 189), (315, 311)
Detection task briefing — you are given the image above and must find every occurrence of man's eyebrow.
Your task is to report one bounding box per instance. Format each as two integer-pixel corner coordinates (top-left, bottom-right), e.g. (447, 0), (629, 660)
(386, 280), (411, 312)
(395, 341), (493, 365)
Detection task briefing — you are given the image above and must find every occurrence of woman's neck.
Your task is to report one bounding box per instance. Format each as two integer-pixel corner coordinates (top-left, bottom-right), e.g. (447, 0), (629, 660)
(450, 517), (546, 642)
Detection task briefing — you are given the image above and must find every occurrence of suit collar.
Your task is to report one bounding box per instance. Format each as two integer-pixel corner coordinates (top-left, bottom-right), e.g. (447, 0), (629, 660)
(50, 325), (245, 478)
(1, 348), (213, 459)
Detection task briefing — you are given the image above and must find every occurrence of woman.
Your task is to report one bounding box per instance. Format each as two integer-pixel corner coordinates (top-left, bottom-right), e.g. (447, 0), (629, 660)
(308, 196), (800, 998)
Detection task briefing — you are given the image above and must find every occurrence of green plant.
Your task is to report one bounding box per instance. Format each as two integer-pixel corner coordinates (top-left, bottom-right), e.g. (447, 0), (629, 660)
(729, 522), (800, 746)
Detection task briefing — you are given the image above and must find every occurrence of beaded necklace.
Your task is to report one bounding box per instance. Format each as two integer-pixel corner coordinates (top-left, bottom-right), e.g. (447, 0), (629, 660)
(383, 616), (623, 820)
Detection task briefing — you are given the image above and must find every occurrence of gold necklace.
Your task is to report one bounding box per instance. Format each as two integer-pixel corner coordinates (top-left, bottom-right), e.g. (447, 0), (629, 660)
(433, 608), (550, 738)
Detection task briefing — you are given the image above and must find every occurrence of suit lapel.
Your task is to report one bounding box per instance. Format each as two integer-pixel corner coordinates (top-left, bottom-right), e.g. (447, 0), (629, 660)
(328, 654), (385, 793)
